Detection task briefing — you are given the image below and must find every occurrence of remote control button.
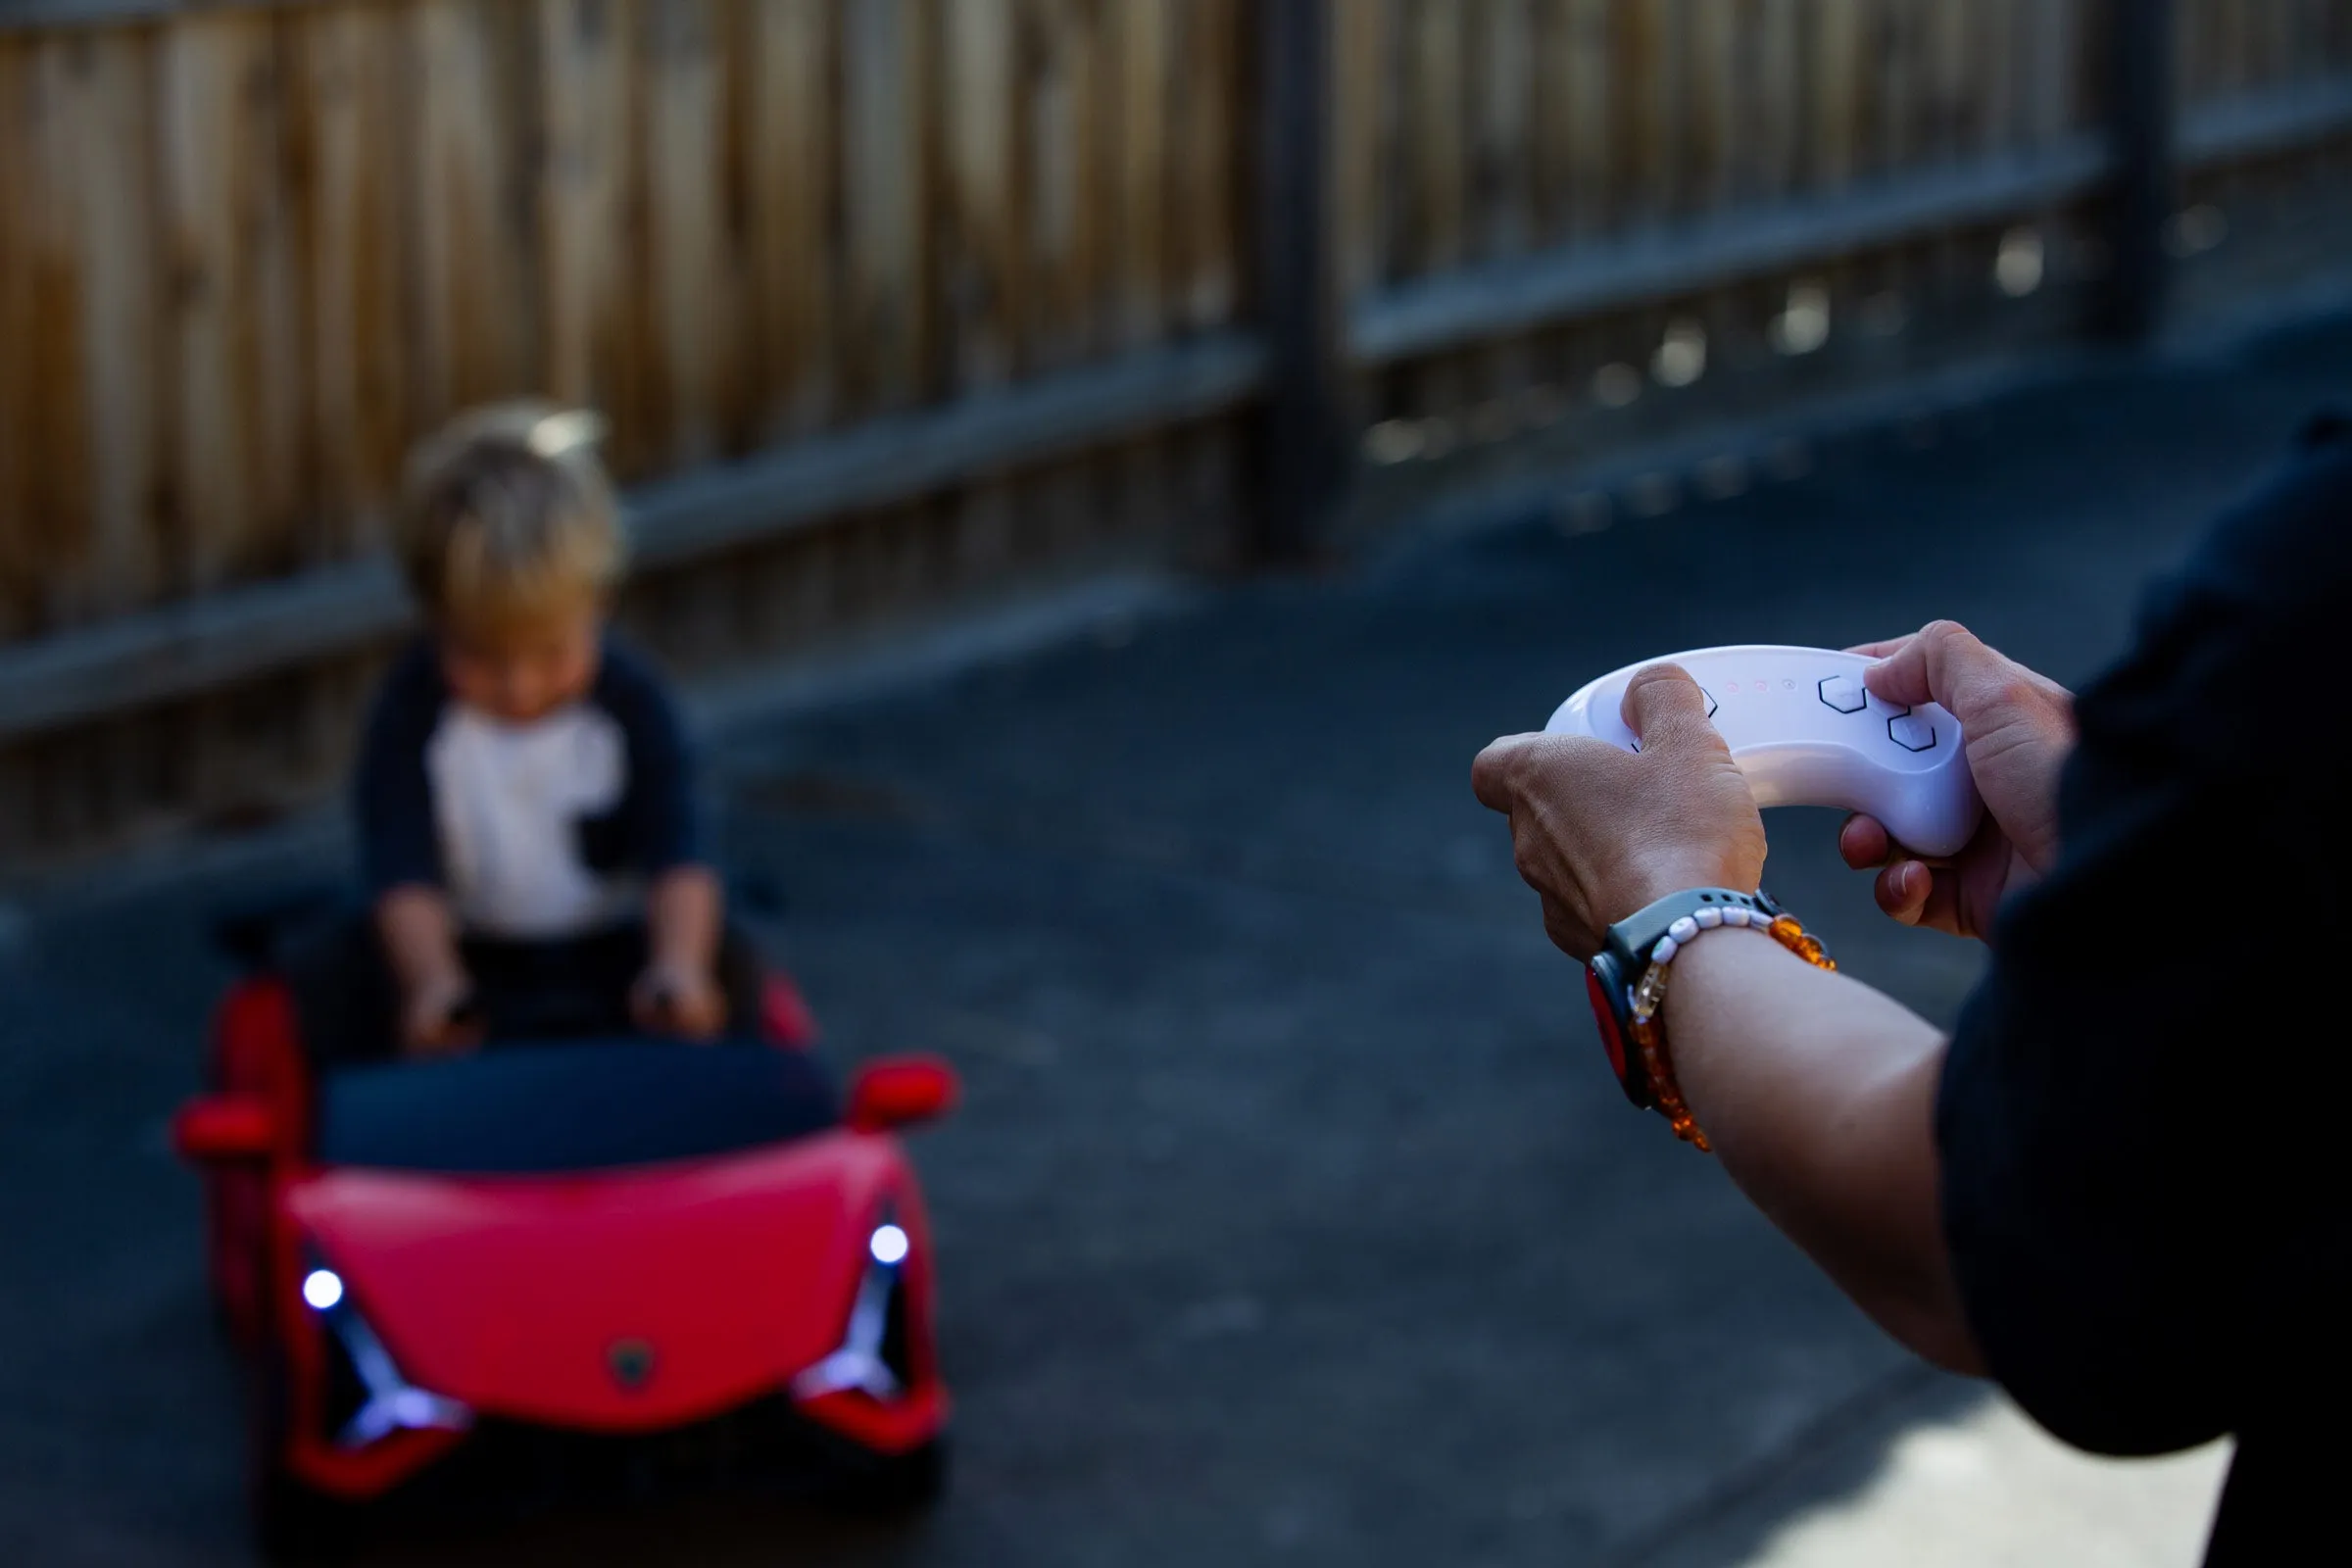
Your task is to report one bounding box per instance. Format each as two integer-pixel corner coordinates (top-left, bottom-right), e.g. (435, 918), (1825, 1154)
(1702, 687), (1718, 718)
(1888, 713), (1936, 752)
(1818, 675), (1867, 714)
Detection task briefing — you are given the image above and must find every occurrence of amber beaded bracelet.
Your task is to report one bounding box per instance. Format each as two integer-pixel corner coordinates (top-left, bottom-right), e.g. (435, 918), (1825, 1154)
(1624, 910), (1837, 1152)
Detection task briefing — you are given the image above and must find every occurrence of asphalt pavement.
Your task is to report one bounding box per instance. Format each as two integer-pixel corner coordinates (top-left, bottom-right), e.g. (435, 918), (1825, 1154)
(6, 304), (2345, 1567)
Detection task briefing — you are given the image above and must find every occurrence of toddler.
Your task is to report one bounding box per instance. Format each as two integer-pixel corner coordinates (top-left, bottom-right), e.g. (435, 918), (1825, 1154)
(352, 402), (738, 1054)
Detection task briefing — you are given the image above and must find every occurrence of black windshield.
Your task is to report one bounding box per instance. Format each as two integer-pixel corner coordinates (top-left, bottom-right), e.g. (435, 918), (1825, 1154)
(316, 1042), (840, 1175)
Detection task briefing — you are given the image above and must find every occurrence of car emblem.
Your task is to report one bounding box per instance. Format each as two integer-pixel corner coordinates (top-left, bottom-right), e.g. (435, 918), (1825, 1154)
(607, 1338), (657, 1391)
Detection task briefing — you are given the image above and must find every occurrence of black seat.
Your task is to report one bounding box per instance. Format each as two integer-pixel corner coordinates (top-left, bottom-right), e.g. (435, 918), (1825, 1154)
(316, 1042), (840, 1175)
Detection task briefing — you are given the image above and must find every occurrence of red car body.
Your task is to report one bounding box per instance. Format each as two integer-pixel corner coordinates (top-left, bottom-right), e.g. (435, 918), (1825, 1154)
(174, 962), (956, 1555)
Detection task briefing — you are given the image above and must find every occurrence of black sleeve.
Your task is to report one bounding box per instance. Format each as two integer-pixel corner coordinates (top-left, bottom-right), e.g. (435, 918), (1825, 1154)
(1937, 415), (2352, 1457)
(595, 639), (702, 876)
(353, 643), (449, 896)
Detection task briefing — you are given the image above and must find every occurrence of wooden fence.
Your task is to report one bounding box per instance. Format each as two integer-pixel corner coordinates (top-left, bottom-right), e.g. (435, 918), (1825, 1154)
(3, 0), (2350, 865)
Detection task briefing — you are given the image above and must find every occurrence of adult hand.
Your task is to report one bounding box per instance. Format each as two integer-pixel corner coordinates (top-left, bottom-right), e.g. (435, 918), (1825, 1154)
(1838, 620), (2075, 939)
(1473, 664), (1768, 960)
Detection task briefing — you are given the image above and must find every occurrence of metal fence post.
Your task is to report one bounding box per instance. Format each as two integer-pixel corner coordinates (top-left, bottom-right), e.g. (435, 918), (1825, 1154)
(1248, 0), (1350, 565)
(2100, 0), (2176, 340)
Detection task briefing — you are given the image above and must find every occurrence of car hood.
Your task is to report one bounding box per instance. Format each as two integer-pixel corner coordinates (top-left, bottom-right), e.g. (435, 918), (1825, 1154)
(288, 1130), (910, 1431)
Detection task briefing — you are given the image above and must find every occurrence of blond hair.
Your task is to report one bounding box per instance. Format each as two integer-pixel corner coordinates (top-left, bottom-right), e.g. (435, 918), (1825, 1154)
(395, 401), (625, 640)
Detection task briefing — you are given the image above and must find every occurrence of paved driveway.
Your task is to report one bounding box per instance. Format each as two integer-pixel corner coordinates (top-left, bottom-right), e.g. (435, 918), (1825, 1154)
(9, 309), (2339, 1566)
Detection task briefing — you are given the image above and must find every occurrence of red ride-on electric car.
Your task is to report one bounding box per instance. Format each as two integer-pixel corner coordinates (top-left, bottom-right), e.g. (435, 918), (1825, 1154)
(172, 905), (957, 1559)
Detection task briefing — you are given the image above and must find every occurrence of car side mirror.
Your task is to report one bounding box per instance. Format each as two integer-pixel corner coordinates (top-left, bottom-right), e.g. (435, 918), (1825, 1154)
(171, 1093), (282, 1163)
(847, 1055), (959, 1134)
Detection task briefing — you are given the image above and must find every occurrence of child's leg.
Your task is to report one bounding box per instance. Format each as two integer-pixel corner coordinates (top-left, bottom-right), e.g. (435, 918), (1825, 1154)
(465, 932), (637, 1040)
(462, 923), (768, 1041)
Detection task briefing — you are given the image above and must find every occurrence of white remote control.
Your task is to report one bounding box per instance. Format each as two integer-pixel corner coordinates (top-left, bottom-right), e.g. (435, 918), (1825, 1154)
(1544, 644), (1984, 858)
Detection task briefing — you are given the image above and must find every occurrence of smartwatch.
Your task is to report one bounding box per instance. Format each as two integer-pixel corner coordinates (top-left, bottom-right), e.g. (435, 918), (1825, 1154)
(1584, 888), (1784, 1108)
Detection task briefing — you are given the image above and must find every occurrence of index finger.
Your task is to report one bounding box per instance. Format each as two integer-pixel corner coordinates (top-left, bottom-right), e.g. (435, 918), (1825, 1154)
(1471, 732), (1544, 813)
(1843, 634), (1915, 660)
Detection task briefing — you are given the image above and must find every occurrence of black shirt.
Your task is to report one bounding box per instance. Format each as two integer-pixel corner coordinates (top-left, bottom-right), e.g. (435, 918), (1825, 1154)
(1938, 415), (2352, 1564)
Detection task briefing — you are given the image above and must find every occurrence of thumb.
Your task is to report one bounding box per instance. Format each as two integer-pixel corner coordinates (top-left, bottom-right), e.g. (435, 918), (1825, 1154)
(1619, 663), (1725, 755)
(1862, 618), (1989, 712)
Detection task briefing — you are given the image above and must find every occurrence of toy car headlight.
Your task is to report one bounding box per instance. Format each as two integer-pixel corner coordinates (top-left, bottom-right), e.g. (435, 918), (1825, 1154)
(792, 1211), (913, 1400)
(302, 1250), (470, 1447)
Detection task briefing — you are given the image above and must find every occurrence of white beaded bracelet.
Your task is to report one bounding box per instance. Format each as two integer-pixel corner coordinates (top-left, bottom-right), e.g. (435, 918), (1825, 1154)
(1646, 903), (1768, 965)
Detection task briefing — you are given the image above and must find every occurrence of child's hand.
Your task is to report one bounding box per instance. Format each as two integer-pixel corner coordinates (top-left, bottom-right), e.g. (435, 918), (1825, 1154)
(401, 973), (483, 1057)
(632, 961), (727, 1042)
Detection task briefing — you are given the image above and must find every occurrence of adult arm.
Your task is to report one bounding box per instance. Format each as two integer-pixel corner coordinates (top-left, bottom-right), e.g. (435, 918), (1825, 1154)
(1660, 933), (1977, 1371)
(1478, 416), (2352, 1459)
(1473, 673), (1981, 1371)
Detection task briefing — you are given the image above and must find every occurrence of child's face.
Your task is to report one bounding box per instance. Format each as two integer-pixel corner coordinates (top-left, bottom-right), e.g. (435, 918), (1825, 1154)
(439, 602), (604, 725)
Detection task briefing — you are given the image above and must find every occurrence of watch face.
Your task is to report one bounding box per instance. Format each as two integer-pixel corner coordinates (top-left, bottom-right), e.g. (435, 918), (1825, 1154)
(1585, 961), (1628, 1085)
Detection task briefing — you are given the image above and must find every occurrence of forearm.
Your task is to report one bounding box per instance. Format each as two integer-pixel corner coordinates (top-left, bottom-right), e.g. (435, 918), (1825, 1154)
(374, 885), (466, 994)
(647, 864), (723, 973)
(1661, 928), (1984, 1374)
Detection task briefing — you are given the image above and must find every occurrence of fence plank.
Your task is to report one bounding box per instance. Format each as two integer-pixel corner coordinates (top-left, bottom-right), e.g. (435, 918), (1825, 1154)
(297, 1), (410, 558)
(842, 0), (927, 410)
(0, 38), (29, 636)
(1690, 0), (1738, 212)
(6, 42), (92, 633)
(159, 14), (303, 595)
(2264, 0), (2297, 90)
(1936, 0), (1977, 159)
(934, 0), (1020, 593)
(64, 34), (163, 618)
(2024, 0), (2078, 146)
(1526, 0), (1568, 244)
(540, 0), (630, 434)
(1064, 0), (1122, 363)
(1872, 0), (1915, 175)
(1369, 0), (1409, 279)
(1813, 0), (1863, 189)
(939, 0), (1019, 389)
(1173, 0), (1238, 327)
(1982, 0), (2019, 155)
(1754, 0), (1801, 198)
(1406, 0), (1466, 277)
(20, 36), (150, 626)
(2169, 0), (2194, 111)
(642, 0), (735, 467)
(1113, 0), (1171, 348)
(1333, 0), (1384, 295)
(744, 0), (835, 438)
(410, 0), (539, 427)
(1563, 0), (1612, 235)
(1618, 0), (1670, 224)
(1472, 0), (1536, 262)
